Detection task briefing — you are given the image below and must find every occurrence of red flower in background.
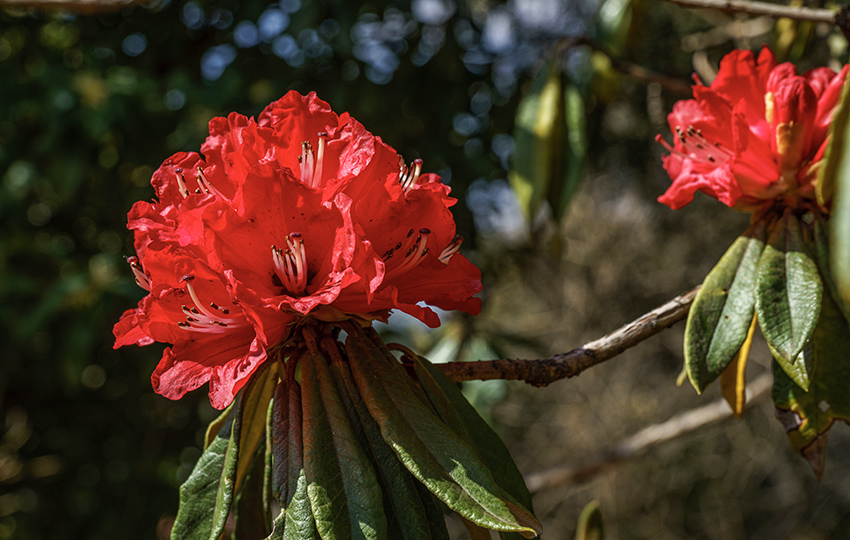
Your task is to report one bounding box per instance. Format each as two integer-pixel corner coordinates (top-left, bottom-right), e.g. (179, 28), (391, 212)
(656, 47), (848, 211)
(114, 91), (482, 409)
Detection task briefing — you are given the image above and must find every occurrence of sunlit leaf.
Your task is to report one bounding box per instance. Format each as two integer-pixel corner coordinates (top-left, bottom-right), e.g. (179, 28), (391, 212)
(575, 500), (604, 540)
(685, 225), (765, 393)
(756, 212), (822, 385)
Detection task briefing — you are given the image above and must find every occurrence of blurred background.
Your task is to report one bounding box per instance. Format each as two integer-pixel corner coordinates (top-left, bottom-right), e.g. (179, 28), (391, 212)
(2, 0), (850, 538)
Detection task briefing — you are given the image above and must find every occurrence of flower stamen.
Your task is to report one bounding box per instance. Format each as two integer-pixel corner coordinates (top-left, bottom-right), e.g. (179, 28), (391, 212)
(439, 235), (463, 264)
(177, 274), (245, 333)
(127, 256), (151, 291)
(656, 125), (735, 166)
(174, 168), (190, 198)
(195, 167), (227, 199)
(272, 232), (308, 295)
(387, 228), (430, 277)
(399, 158), (423, 193)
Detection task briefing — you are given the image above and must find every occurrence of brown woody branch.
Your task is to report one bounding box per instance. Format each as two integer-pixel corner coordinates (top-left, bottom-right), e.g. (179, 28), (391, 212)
(659, 0), (850, 41)
(437, 286), (700, 385)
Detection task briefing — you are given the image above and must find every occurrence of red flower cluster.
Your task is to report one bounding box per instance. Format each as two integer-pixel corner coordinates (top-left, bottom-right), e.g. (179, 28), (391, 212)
(114, 92), (482, 409)
(657, 47), (848, 211)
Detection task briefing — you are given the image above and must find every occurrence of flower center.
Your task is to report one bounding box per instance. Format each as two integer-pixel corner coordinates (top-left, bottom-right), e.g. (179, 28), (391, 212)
(176, 274), (245, 333)
(174, 167), (226, 199)
(382, 228), (431, 277)
(399, 157), (423, 194)
(272, 232), (308, 296)
(298, 133), (328, 189)
(656, 125), (734, 166)
(127, 256), (151, 291)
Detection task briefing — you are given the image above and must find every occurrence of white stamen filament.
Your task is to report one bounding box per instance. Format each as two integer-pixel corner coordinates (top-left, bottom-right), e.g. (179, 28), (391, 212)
(174, 168), (189, 198)
(195, 167), (227, 199)
(299, 142), (315, 187)
(177, 275), (244, 333)
(387, 228), (430, 277)
(438, 235), (463, 264)
(272, 233), (308, 295)
(312, 133), (327, 189)
(127, 257), (151, 291)
(657, 125), (734, 166)
(399, 158), (423, 193)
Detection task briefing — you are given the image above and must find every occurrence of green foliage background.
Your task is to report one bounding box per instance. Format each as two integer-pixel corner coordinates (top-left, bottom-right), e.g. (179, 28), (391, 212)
(3, 0), (850, 538)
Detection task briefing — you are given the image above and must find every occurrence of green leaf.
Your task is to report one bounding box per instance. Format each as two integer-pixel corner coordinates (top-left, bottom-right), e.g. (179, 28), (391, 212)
(282, 469), (321, 540)
(575, 500), (604, 540)
(548, 82), (587, 222)
(345, 326), (542, 538)
(171, 408), (235, 540)
(814, 218), (850, 324)
(509, 58), (564, 220)
(772, 286), (850, 479)
(235, 363), (279, 495)
(301, 349), (387, 540)
(172, 363), (276, 540)
(272, 363), (304, 508)
(233, 446), (271, 540)
(411, 354), (534, 540)
(684, 225), (765, 393)
(329, 358), (436, 540)
(756, 213), (823, 380)
(815, 73), (850, 207)
(413, 481), (452, 540)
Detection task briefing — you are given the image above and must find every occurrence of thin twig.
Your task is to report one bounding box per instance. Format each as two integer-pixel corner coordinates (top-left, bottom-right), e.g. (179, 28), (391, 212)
(437, 286), (700, 385)
(525, 372), (773, 493)
(661, 0), (837, 23)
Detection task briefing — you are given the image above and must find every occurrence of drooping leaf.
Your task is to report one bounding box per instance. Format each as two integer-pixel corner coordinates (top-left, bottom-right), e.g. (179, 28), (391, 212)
(235, 363), (279, 495)
(412, 354), (534, 540)
(345, 326), (542, 538)
(282, 469), (321, 540)
(329, 356), (436, 540)
(205, 404), (233, 449)
(509, 57), (586, 224)
(172, 363), (275, 540)
(549, 82), (586, 222)
(685, 225), (765, 392)
(813, 219), (850, 323)
(171, 408), (235, 540)
(301, 348), (387, 540)
(272, 361), (304, 507)
(719, 315), (757, 417)
(575, 500), (604, 540)
(772, 287), (850, 479)
(233, 445), (272, 540)
(756, 212), (822, 381)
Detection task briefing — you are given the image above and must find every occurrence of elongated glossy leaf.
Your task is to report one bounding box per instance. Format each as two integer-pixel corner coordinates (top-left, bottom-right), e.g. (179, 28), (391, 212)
(685, 226), (765, 392)
(204, 404), (232, 449)
(816, 73), (850, 207)
(575, 500), (603, 540)
(233, 446), (271, 540)
(756, 213), (822, 373)
(813, 219), (850, 323)
(329, 358), (434, 540)
(272, 364), (303, 507)
(171, 408), (235, 540)
(282, 469), (321, 540)
(301, 349), (386, 540)
(549, 83), (587, 222)
(345, 328), (541, 538)
(235, 363), (279, 494)
(172, 363), (274, 540)
(412, 355), (534, 540)
(772, 287), (850, 479)
(509, 59), (563, 220)
(413, 481), (451, 540)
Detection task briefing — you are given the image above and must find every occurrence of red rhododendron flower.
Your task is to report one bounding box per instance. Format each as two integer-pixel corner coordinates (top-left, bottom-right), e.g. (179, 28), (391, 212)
(656, 47), (848, 211)
(114, 91), (482, 409)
